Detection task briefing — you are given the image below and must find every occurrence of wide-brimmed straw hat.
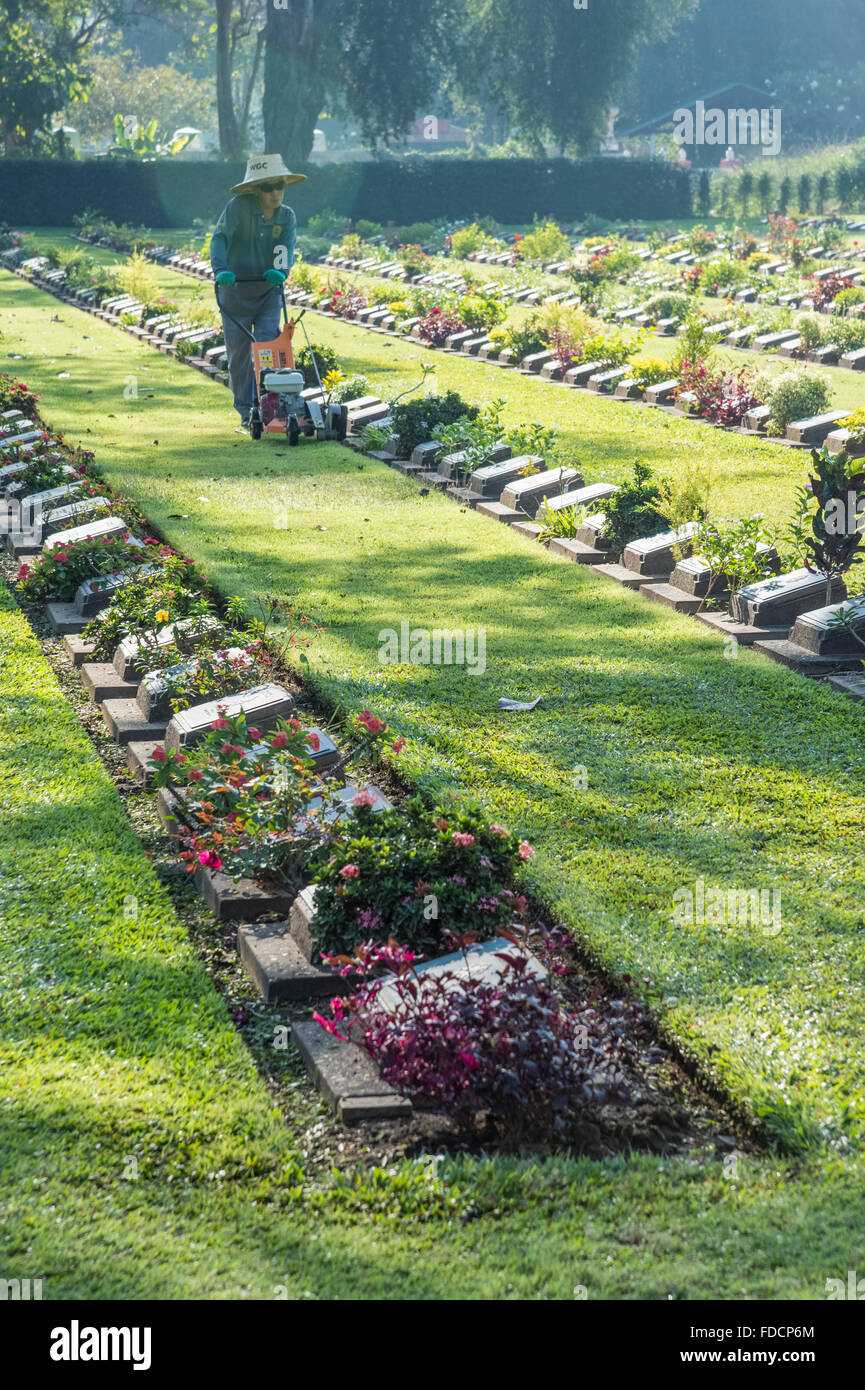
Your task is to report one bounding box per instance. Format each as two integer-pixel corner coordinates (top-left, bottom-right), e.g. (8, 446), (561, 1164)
(231, 154), (307, 195)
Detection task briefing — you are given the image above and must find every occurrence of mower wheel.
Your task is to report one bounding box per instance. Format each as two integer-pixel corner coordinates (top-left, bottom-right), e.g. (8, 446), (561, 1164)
(250, 419), (262, 440)
(288, 417), (300, 447)
(334, 404), (348, 442)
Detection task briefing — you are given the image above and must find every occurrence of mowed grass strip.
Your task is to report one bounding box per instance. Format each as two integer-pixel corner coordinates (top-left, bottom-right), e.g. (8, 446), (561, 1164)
(4, 270), (865, 1154)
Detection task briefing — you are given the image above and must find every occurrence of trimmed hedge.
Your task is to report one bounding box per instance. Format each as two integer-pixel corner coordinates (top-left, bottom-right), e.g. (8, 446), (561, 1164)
(3, 155), (692, 228)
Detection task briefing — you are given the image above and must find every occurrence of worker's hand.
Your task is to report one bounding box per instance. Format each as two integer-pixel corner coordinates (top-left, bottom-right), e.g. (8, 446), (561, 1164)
(263, 269), (286, 285)
(215, 270), (236, 284)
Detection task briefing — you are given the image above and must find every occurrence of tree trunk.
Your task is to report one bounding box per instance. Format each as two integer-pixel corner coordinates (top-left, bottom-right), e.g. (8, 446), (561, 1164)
(216, 0), (243, 159)
(263, 0), (331, 164)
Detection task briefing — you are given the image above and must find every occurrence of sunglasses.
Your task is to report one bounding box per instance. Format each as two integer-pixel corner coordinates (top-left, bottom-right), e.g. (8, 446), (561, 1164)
(257, 181), (285, 193)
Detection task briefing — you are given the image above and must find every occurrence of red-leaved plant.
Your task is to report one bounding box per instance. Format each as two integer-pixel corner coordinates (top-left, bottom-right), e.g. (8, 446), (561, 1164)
(416, 307), (467, 348)
(677, 360), (764, 427)
(315, 933), (640, 1142)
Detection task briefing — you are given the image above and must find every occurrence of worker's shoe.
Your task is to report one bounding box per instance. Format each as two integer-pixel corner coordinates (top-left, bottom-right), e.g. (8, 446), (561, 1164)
(235, 418), (250, 434)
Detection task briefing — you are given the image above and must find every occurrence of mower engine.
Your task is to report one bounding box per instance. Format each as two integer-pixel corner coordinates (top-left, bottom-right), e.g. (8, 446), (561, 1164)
(261, 368), (306, 418)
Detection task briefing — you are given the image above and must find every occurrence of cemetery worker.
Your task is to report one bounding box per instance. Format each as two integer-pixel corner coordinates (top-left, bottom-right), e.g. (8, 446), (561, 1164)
(210, 154), (307, 430)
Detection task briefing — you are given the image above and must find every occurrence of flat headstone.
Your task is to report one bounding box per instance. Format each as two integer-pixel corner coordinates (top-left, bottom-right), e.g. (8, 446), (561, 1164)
(43, 514), (130, 553)
(588, 368), (629, 393)
(839, 347), (865, 371)
(469, 454), (547, 500)
(754, 330), (801, 352)
(623, 523), (699, 577)
(644, 380), (680, 406)
(743, 404), (771, 432)
(670, 547), (776, 598)
(564, 361), (607, 388)
(73, 556), (151, 617)
(41, 496), (111, 537)
(730, 567), (846, 627)
(499, 465), (580, 513)
(375, 937), (546, 1014)
(725, 327), (754, 348)
(534, 481), (616, 521)
(136, 648), (251, 721)
(787, 597), (865, 656)
(785, 411), (849, 445)
(112, 616), (223, 681)
(164, 682), (296, 751)
(548, 535), (611, 565)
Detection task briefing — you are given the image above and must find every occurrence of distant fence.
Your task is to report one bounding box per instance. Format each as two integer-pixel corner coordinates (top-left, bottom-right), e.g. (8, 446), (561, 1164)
(0, 156), (692, 228)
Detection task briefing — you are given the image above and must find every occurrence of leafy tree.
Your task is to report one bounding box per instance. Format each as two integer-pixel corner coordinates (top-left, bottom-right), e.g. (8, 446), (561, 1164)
(62, 50), (215, 143)
(756, 171), (775, 216)
(216, 0), (265, 159)
(738, 171), (755, 218)
(0, 8), (90, 151)
(263, 0), (458, 165)
(450, 0), (696, 157)
(798, 173), (812, 214)
(804, 445), (865, 606)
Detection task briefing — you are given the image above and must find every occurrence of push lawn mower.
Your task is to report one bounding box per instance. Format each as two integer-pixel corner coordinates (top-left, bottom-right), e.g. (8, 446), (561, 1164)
(215, 278), (348, 445)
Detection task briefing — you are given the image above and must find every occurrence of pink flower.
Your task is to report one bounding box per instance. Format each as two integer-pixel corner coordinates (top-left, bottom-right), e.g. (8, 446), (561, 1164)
(488, 822), (509, 838)
(518, 840), (535, 860)
(53, 550), (70, 563)
(211, 717), (229, 730)
(451, 831), (475, 847)
(353, 789), (376, 808)
(305, 731), (320, 752)
(247, 726), (261, 740)
(188, 770), (203, 781)
(198, 850), (222, 871)
(339, 863), (360, 879)
(151, 746), (167, 762)
(270, 731), (288, 748)
(358, 710), (386, 736)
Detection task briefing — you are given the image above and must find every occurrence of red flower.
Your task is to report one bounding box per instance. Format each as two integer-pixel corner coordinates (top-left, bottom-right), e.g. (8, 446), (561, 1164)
(392, 737), (406, 754)
(198, 850), (222, 871)
(358, 710), (386, 735)
(151, 746), (167, 762)
(53, 550), (70, 563)
(247, 726), (261, 740)
(270, 731), (288, 748)
(211, 718), (229, 730)
(339, 863), (360, 879)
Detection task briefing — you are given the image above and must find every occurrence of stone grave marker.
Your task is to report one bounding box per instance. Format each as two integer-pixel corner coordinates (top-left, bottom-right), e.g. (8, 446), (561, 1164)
(730, 567), (846, 628)
(469, 455), (547, 501)
(163, 682), (296, 751)
(623, 522), (700, 577)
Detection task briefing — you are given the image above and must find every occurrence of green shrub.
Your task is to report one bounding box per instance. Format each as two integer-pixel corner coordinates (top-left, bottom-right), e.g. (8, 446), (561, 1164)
(760, 369), (833, 437)
(516, 218), (572, 263)
(355, 219), (384, 240)
(396, 221), (436, 246)
(833, 286), (865, 314)
(449, 222), (489, 258)
(626, 354), (673, 387)
(309, 795), (530, 956)
(644, 292), (691, 322)
(390, 391), (478, 457)
(295, 342), (339, 387)
(600, 460), (669, 554)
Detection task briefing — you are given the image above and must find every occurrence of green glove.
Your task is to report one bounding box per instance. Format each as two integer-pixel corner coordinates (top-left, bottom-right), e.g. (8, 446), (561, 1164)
(215, 270), (236, 284)
(263, 269), (286, 285)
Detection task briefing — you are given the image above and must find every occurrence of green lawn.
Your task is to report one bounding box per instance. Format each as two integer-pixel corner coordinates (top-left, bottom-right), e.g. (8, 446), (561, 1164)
(4, 266), (865, 1298)
(6, 581), (865, 1302)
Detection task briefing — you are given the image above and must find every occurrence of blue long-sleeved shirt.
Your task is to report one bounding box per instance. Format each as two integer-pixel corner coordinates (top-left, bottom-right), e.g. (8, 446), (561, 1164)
(209, 195), (297, 280)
